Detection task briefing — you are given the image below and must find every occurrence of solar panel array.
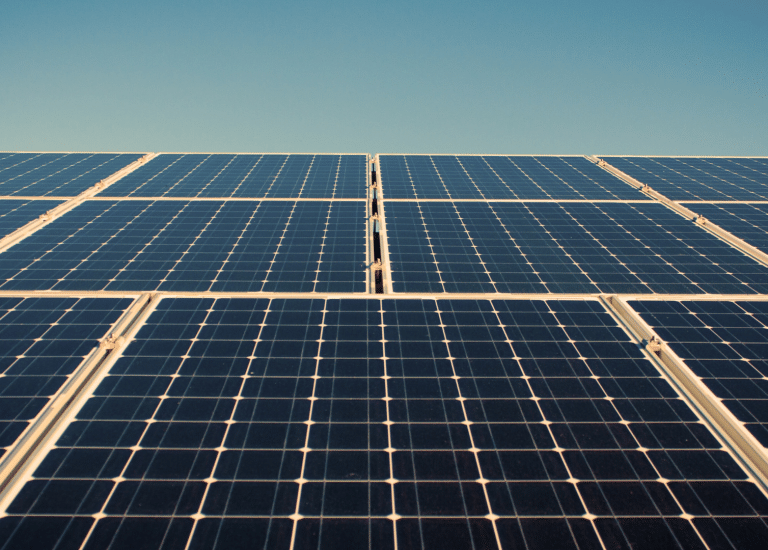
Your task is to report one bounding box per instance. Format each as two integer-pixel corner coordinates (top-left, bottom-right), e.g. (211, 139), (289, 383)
(0, 152), (767, 550)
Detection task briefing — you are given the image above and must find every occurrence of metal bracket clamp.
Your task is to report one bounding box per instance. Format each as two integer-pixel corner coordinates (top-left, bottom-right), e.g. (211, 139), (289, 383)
(99, 333), (125, 350)
(645, 335), (663, 354)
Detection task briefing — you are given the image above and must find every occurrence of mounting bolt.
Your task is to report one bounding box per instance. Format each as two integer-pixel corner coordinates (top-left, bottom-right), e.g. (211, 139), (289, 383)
(646, 335), (662, 353)
(100, 333), (125, 350)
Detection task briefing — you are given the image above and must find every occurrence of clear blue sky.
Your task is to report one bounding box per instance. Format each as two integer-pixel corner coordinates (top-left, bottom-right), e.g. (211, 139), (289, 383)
(1, 0), (766, 155)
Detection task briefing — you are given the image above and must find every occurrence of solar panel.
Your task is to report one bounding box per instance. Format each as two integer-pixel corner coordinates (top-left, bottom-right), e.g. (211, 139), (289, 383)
(384, 201), (768, 294)
(0, 200), (62, 239)
(630, 300), (768, 449)
(602, 157), (768, 201)
(100, 154), (368, 199)
(3, 150), (768, 550)
(0, 200), (368, 293)
(0, 153), (143, 197)
(3, 297), (767, 550)
(681, 202), (768, 255)
(379, 155), (647, 200)
(0, 296), (132, 461)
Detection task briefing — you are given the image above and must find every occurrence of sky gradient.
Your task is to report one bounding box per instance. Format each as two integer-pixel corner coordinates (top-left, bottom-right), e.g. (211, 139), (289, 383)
(1, 0), (766, 155)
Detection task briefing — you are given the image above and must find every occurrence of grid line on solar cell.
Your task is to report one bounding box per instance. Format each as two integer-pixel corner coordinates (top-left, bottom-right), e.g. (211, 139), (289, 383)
(0, 200), (368, 293)
(5, 298), (768, 549)
(100, 154), (367, 199)
(630, 300), (768, 453)
(385, 201), (768, 295)
(379, 155), (645, 200)
(0, 153), (143, 197)
(0, 296), (132, 463)
(602, 157), (768, 201)
(681, 203), (768, 256)
(0, 200), (63, 240)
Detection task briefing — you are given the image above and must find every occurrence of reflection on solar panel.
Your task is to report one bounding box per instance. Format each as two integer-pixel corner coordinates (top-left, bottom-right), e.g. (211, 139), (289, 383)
(3, 298), (767, 550)
(0, 200), (367, 293)
(0, 153), (143, 197)
(384, 201), (768, 294)
(0, 200), (62, 239)
(631, 300), (768, 448)
(101, 154), (368, 199)
(379, 155), (646, 200)
(0, 296), (131, 461)
(681, 203), (768, 255)
(603, 157), (768, 201)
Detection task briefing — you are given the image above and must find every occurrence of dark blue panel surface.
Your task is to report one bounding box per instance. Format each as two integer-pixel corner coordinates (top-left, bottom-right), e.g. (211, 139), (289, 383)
(3, 298), (766, 550)
(0, 200), (62, 239)
(681, 203), (768, 255)
(379, 155), (646, 200)
(0, 153), (142, 197)
(0, 296), (131, 461)
(0, 200), (367, 293)
(385, 201), (768, 294)
(632, 300), (768, 451)
(603, 157), (768, 201)
(102, 154), (367, 199)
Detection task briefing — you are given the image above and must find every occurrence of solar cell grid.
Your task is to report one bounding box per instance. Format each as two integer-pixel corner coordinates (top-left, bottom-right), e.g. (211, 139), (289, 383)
(0, 200), (62, 239)
(0, 153), (142, 197)
(101, 154), (367, 199)
(681, 202), (768, 255)
(631, 300), (768, 451)
(0, 200), (367, 293)
(603, 157), (768, 201)
(384, 201), (768, 295)
(0, 296), (131, 462)
(379, 155), (646, 200)
(2, 298), (768, 550)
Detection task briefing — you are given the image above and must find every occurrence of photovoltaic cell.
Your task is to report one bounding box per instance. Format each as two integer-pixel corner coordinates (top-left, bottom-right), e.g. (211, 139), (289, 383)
(0, 200), (62, 239)
(101, 154), (368, 199)
(384, 201), (768, 294)
(379, 155), (646, 200)
(631, 300), (768, 450)
(0, 200), (367, 293)
(602, 157), (768, 201)
(0, 153), (142, 197)
(680, 203), (768, 255)
(2, 298), (767, 550)
(0, 296), (131, 461)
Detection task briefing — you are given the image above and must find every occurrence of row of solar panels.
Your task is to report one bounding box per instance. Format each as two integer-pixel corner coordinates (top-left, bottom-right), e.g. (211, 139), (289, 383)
(1, 295), (767, 549)
(1, 153), (768, 200)
(2, 198), (768, 294)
